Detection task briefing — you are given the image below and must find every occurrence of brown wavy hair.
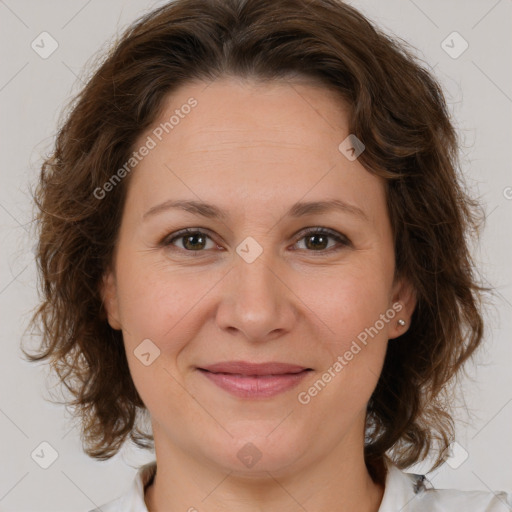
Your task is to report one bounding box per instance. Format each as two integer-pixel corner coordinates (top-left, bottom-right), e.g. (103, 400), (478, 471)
(23, 0), (485, 479)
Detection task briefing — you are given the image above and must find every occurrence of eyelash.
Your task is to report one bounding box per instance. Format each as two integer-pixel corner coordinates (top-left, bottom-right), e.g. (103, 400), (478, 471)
(162, 227), (351, 255)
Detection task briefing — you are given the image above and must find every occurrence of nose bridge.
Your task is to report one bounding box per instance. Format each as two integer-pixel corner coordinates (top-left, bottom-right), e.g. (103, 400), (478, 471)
(215, 247), (295, 341)
(235, 250), (278, 305)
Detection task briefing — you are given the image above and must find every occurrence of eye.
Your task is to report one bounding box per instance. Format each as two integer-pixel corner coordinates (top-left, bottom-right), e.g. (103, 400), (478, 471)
(164, 228), (217, 251)
(293, 227), (351, 252)
(162, 226), (351, 254)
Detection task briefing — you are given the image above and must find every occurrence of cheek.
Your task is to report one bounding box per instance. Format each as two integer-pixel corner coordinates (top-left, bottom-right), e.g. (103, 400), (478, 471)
(113, 260), (207, 412)
(115, 255), (211, 343)
(293, 258), (394, 403)
(298, 262), (394, 347)
(294, 275), (391, 429)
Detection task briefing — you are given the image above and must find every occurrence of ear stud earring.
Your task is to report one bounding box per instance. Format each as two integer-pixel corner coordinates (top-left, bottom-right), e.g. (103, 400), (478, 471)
(397, 319), (406, 327)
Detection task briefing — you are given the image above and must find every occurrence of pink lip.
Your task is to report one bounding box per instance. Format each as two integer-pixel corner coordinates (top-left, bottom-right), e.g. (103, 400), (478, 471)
(200, 361), (309, 375)
(197, 361), (312, 399)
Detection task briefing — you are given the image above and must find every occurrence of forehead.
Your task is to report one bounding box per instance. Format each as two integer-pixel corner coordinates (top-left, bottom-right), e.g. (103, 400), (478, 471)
(125, 77), (384, 221)
(139, 76), (351, 162)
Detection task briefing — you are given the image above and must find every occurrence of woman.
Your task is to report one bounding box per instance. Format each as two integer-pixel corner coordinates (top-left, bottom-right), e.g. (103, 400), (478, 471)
(24, 0), (511, 510)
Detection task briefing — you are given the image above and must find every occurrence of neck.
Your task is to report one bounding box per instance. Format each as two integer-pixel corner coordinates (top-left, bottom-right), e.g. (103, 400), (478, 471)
(144, 429), (385, 512)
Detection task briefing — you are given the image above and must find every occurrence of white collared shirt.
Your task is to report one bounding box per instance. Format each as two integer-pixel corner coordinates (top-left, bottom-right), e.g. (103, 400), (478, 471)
(89, 460), (512, 511)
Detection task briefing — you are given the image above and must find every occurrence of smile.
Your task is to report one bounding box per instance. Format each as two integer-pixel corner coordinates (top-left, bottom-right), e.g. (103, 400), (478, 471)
(196, 361), (313, 399)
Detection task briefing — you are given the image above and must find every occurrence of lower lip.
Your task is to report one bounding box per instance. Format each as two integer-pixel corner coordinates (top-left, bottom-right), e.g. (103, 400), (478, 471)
(198, 369), (311, 399)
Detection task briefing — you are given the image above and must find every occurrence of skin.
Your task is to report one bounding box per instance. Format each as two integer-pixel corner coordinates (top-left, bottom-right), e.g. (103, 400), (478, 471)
(101, 77), (416, 512)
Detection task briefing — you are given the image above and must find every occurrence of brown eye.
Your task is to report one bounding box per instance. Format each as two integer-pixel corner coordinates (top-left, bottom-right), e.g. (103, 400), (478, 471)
(295, 228), (350, 252)
(165, 229), (215, 251)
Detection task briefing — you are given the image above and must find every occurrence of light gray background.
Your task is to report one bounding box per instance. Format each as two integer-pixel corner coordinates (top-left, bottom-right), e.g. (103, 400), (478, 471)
(0, 0), (511, 510)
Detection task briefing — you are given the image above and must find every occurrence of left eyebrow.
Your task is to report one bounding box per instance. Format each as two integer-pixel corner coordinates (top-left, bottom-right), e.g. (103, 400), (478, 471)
(142, 198), (368, 222)
(288, 199), (368, 221)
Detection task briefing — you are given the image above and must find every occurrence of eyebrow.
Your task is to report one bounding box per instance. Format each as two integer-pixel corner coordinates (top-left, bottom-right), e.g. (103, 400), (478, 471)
(142, 198), (368, 222)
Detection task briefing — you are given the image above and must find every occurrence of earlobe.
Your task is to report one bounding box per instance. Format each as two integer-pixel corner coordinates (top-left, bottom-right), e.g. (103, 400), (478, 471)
(100, 268), (122, 330)
(389, 277), (416, 339)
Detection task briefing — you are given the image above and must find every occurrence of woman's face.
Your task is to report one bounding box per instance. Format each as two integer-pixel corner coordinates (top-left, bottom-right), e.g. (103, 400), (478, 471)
(101, 77), (414, 476)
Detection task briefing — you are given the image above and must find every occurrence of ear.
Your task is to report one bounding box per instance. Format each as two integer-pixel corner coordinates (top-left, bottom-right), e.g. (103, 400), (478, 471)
(388, 276), (416, 340)
(99, 266), (122, 330)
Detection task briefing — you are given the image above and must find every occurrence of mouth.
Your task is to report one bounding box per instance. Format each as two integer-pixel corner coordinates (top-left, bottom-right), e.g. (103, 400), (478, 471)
(197, 361), (313, 399)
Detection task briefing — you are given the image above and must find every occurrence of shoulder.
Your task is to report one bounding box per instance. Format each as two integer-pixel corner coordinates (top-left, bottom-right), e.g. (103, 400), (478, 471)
(380, 462), (512, 511)
(415, 487), (512, 511)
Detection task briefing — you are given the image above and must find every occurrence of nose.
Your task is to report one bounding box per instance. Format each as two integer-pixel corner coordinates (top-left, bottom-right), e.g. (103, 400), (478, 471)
(215, 253), (297, 343)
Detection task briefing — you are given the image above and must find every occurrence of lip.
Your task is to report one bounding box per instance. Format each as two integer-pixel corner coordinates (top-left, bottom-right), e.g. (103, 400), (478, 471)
(197, 361), (312, 399)
(199, 361), (310, 375)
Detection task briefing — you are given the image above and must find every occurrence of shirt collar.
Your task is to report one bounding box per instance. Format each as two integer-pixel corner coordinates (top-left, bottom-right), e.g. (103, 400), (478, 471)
(378, 459), (432, 511)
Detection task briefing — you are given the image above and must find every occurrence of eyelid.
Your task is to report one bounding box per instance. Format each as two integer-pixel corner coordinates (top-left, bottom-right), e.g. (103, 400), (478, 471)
(162, 226), (351, 252)
(294, 226), (350, 242)
(292, 226), (352, 251)
(163, 227), (221, 248)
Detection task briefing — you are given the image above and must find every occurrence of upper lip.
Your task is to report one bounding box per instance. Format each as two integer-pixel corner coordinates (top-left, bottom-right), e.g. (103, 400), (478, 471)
(198, 361), (311, 376)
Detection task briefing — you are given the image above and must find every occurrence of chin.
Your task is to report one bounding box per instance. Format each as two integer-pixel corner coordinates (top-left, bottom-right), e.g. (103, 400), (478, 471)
(198, 428), (310, 477)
